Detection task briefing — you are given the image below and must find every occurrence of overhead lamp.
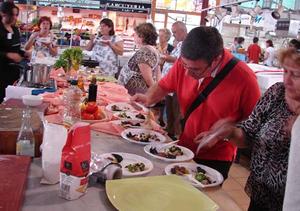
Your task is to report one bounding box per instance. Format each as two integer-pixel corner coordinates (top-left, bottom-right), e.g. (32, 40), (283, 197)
(204, 13), (214, 22)
(230, 5), (240, 17)
(271, 4), (284, 19)
(253, 5), (262, 14)
(57, 6), (64, 18)
(215, 7), (227, 22)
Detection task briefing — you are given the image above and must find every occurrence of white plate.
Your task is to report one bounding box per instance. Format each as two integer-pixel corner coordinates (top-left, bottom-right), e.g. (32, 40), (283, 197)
(101, 152), (153, 177)
(113, 111), (146, 121)
(121, 128), (166, 145)
(111, 120), (144, 128)
(22, 95), (43, 106)
(37, 37), (51, 44)
(144, 144), (194, 162)
(106, 103), (134, 113)
(164, 162), (224, 188)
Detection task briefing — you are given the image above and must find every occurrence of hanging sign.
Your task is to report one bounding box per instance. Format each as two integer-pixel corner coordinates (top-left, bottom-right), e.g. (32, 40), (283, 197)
(100, 0), (151, 14)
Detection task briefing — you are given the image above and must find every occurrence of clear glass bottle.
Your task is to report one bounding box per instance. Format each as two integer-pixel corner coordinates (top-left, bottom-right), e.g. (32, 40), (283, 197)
(63, 80), (82, 126)
(16, 108), (35, 157)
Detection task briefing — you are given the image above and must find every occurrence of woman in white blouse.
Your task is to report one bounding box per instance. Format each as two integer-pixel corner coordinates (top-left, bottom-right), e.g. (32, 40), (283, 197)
(24, 16), (58, 58)
(264, 39), (276, 67)
(86, 18), (124, 77)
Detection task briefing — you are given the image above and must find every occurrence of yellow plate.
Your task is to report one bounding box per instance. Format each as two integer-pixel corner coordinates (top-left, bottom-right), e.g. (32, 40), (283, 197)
(106, 175), (219, 211)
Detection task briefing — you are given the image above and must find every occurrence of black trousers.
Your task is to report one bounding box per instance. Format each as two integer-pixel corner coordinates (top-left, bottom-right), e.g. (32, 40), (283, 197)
(0, 64), (20, 103)
(248, 199), (270, 211)
(194, 159), (233, 180)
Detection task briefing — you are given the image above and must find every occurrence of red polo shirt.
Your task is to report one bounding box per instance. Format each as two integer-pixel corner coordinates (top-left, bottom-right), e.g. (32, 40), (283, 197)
(158, 50), (260, 161)
(247, 43), (261, 64)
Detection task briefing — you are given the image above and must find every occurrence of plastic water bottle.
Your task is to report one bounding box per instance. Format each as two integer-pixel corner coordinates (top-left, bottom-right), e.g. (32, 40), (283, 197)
(16, 109), (35, 157)
(63, 80), (82, 126)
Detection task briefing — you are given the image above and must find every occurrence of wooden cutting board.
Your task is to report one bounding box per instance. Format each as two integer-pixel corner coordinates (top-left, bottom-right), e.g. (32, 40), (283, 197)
(0, 98), (49, 113)
(0, 106), (43, 157)
(0, 155), (31, 211)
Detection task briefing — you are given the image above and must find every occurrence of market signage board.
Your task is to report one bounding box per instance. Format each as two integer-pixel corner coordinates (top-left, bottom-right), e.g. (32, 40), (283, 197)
(100, 0), (151, 14)
(35, 0), (151, 13)
(36, 0), (101, 9)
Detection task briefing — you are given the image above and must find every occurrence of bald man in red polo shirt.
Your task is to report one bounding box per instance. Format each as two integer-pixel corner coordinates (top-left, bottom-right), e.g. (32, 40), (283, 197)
(132, 27), (260, 180)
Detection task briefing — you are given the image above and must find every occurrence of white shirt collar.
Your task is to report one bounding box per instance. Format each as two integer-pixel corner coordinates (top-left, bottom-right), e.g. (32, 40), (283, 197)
(198, 62), (220, 84)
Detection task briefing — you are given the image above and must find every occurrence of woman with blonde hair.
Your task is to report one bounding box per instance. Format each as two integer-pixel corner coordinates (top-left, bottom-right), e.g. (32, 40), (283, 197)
(157, 28), (174, 70)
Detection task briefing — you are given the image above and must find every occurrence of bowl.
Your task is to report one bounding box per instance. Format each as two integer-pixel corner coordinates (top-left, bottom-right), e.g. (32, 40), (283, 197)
(22, 95), (43, 107)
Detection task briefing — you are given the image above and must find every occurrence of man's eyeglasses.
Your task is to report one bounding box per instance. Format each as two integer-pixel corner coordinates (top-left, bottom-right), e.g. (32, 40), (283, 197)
(182, 61), (212, 75)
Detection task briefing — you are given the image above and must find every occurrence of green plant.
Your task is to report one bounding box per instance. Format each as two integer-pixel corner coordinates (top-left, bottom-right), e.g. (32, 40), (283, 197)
(54, 47), (83, 71)
(54, 57), (69, 71)
(62, 47), (83, 71)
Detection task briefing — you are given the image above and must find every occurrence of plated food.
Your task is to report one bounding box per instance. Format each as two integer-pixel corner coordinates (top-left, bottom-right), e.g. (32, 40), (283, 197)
(112, 120), (143, 129)
(125, 163), (146, 173)
(106, 103), (134, 113)
(165, 163), (224, 188)
(113, 111), (146, 121)
(89, 75), (117, 83)
(149, 145), (183, 159)
(121, 128), (166, 145)
(144, 144), (194, 162)
(101, 152), (153, 176)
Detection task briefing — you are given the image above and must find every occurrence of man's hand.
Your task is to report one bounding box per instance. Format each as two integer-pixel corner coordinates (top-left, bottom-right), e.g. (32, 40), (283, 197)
(160, 54), (167, 61)
(130, 93), (148, 106)
(194, 118), (235, 152)
(6, 52), (23, 62)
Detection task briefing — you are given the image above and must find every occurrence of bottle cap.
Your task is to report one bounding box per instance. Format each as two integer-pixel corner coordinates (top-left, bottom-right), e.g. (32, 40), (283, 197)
(70, 80), (78, 85)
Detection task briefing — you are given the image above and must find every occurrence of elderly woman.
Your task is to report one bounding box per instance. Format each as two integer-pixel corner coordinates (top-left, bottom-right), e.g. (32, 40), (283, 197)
(195, 47), (300, 210)
(86, 18), (123, 77)
(157, 28), (173, 70)
(283, 47), (300, 211)
(24, 16), (58, 58)
(118, 23), (160, 95)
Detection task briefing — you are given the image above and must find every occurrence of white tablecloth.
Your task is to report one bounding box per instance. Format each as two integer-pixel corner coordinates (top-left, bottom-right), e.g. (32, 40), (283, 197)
(247, 63), (284, 93)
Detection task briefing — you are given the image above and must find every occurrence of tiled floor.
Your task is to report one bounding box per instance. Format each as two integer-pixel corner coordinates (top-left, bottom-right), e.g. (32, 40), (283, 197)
(222, 160), (251, 211)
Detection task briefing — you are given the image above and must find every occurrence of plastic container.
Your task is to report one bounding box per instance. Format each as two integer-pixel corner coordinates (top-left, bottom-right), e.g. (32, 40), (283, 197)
(16, 109), (35, 157)
(63, 80), (82, 126)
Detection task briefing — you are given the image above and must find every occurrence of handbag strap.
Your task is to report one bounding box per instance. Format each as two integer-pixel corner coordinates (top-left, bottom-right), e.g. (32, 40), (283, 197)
(181, 57), (239, 129)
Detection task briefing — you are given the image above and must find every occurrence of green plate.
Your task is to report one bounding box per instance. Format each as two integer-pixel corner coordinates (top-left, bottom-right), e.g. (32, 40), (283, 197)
(106, 175), (219, 211)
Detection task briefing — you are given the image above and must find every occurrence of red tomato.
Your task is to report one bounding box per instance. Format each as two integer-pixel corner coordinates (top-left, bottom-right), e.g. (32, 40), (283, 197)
(85, 102), (98, 114)
(80, 104), (87, 112)
(81, 112), (95, 120)
(94, 110), (103, 120)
